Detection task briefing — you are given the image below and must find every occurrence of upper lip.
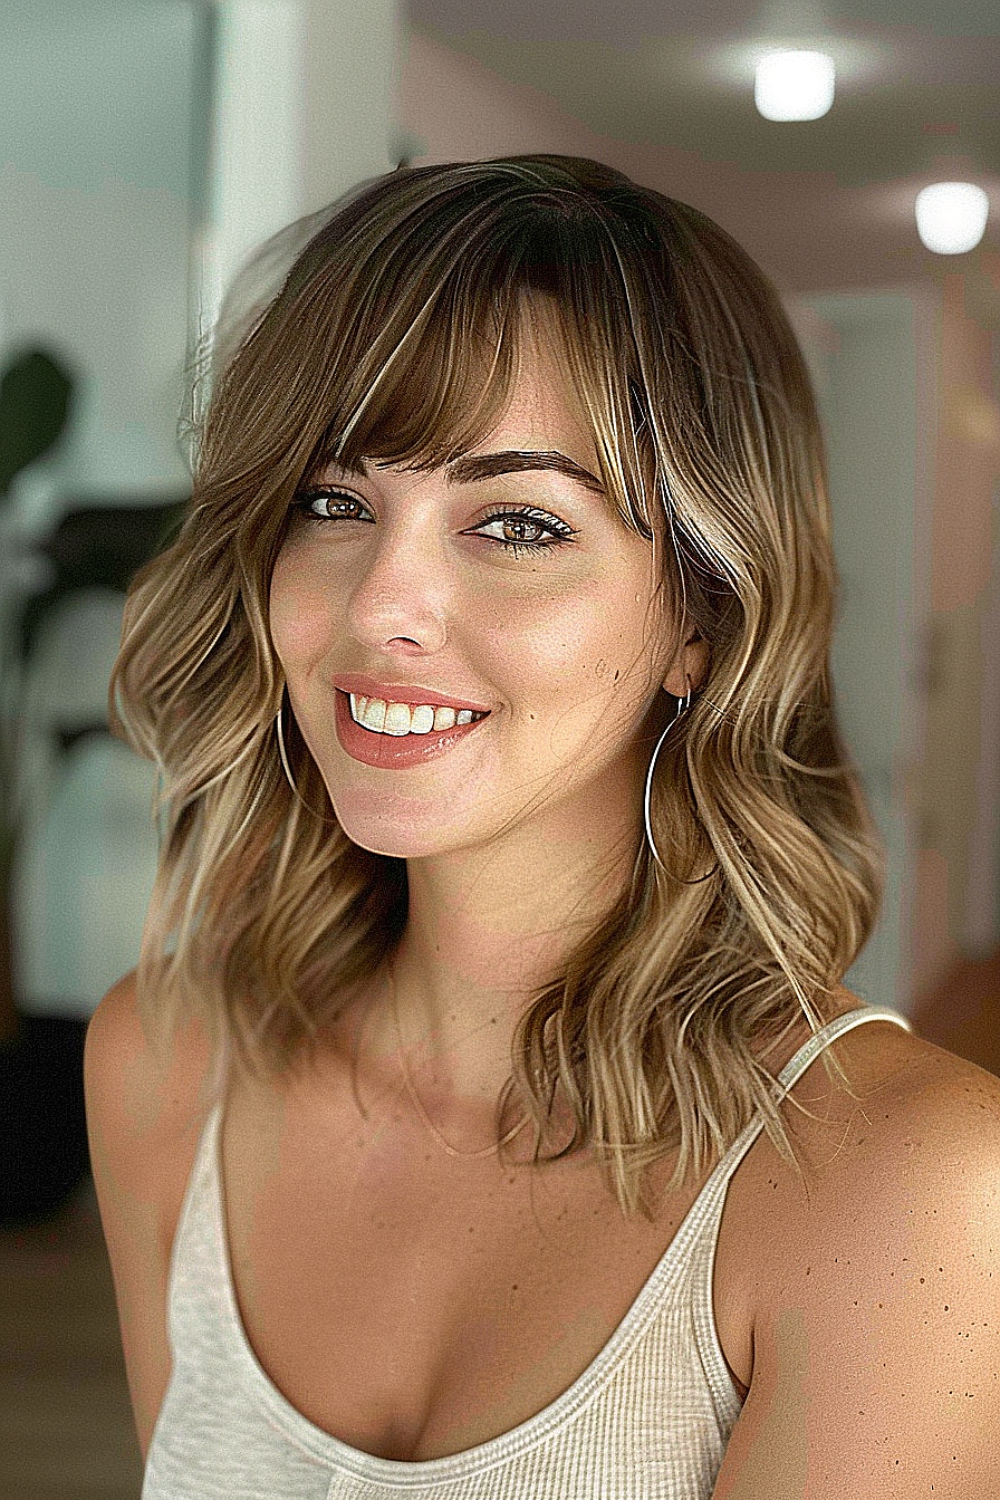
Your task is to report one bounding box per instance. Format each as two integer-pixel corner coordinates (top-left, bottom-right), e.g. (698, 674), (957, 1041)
(332, 673), (492, 713)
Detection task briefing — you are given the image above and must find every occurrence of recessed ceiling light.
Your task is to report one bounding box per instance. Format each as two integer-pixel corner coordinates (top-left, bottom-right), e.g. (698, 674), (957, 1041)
(915, 182), (990, 254)
(754, 50), (836, 121)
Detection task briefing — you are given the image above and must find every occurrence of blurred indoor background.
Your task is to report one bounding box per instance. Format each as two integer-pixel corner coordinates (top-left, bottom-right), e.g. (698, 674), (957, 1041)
(1, 1), (997, 1495)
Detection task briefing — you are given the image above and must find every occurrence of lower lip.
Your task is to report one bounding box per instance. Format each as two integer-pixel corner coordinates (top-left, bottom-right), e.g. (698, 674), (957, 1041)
(334, 690), (491, 769)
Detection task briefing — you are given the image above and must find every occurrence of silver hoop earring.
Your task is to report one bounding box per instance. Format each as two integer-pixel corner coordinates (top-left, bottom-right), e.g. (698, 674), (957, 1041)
(643, 677), (692, 869)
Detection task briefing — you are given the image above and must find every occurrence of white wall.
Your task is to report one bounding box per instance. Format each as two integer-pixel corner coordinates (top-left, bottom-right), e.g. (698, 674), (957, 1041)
(0, 0), (202, 507)
(910, 280), (1000, 991)
(398, 28), (628, 167)
(200, 0), (402, 340)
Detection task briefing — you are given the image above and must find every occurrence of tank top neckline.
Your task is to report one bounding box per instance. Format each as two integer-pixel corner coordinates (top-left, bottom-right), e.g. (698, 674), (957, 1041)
(190, 1003), (910, 1484)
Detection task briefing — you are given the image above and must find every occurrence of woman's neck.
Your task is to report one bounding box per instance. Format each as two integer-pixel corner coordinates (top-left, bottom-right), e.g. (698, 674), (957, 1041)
(364, 815), (638, 1115)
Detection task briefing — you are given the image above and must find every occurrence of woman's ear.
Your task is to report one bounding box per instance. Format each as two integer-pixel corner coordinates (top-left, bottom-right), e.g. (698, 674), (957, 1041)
(662, 629), (710, 698)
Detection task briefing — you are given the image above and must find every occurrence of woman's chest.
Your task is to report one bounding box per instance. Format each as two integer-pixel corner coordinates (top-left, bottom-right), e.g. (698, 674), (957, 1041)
(213, 1070), (754, 1464)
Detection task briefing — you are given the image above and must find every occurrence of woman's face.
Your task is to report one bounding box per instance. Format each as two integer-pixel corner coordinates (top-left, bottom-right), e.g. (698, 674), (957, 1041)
(269, 313), (689, 862)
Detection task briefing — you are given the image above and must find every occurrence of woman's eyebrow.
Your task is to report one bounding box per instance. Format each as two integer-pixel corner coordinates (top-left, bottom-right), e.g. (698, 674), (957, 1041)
(323, 450), (606, 496)
(445, 450), (605, 495)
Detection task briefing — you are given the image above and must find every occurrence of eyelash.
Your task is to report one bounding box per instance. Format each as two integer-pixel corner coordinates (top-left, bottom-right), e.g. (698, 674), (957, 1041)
(289, 489), (578, 559)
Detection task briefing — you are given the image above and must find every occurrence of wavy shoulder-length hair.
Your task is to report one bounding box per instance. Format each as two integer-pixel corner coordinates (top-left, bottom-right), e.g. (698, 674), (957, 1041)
(111, 154), (885, 1221)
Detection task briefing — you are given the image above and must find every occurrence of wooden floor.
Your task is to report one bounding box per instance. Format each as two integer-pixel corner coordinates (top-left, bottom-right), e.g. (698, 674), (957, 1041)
(0, 1174), (144, 1500)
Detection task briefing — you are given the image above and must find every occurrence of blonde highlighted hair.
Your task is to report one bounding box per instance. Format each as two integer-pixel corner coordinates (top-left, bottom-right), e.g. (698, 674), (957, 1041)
(111, 155), (884, 1220)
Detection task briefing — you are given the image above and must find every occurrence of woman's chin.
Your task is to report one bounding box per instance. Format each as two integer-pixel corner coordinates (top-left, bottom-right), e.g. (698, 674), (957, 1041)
(333, 807), (473, 862)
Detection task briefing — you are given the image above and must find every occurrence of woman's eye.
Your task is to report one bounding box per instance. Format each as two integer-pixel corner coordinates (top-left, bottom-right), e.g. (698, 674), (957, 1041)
(291, 488), (371, 522)
(472, 509), (577, 558)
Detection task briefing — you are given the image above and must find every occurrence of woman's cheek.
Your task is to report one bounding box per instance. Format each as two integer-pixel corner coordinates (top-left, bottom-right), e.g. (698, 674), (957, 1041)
(271, 543), (348, 653)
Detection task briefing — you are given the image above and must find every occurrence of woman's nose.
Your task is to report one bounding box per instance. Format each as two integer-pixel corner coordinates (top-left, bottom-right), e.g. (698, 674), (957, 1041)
(345, 514), (450, 654)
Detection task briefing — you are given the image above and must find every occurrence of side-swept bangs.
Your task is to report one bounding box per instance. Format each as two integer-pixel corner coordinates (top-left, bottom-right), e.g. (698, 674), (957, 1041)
(208, 163), (673, 555)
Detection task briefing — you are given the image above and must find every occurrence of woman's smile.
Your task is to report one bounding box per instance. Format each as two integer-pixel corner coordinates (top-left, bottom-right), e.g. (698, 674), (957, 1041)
(333, 686), (493, 770)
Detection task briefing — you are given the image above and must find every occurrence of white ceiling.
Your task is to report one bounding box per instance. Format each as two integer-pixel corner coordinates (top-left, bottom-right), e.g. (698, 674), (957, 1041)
(406, 0), (1000, 306)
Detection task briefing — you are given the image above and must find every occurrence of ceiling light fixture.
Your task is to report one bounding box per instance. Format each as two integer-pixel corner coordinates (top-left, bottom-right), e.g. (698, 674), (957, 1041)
(754, 50), (836, 121)
(914, 182), (990, 254)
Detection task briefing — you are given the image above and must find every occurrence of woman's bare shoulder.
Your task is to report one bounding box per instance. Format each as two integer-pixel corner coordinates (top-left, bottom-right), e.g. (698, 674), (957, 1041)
(739, 985), (1000, 1314)
(719, 998), (1000, 1498)
(85, 968), (216, 1156)
(760, 984), (998, 1164)
(825, 985), (992, 1101)
(740, 986), (1000, 1336)
(84, 967), (221, 1270)
(758, 984), (975, 1105)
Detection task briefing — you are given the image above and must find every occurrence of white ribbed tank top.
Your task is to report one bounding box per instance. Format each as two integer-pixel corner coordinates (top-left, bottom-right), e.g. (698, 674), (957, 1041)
(142, 1003), (911, 1499)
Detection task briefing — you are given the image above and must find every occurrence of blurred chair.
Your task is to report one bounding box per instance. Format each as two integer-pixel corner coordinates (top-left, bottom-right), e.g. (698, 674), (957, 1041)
(12, 590), (161, 1019)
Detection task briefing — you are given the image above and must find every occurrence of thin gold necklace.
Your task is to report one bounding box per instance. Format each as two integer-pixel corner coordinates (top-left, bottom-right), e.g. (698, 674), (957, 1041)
(387, 960), (530, 1160)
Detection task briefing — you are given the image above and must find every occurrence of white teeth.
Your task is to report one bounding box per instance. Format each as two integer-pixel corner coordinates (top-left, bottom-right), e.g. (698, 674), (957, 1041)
(359, 697), (386, 731)
(347, 693), (485, 736)
(383, 702), (412, 736)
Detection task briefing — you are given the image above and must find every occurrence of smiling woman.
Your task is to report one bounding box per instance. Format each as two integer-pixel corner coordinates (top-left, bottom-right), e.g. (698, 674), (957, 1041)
(85, 156), (1000, 1500)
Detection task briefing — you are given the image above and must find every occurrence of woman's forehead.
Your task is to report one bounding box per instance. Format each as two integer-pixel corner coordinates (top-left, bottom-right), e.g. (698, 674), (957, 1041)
(320, 325), (607, 476)
(480, 352), (601, 457)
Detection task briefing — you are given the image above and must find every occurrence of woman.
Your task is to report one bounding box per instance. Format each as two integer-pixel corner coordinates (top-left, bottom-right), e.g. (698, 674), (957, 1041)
(85, 155), (999, 1498)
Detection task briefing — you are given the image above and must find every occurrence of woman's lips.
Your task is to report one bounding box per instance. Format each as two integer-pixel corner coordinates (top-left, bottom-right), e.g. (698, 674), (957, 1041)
(333, 688), (490, 769)
(331, 673), (491, 714)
